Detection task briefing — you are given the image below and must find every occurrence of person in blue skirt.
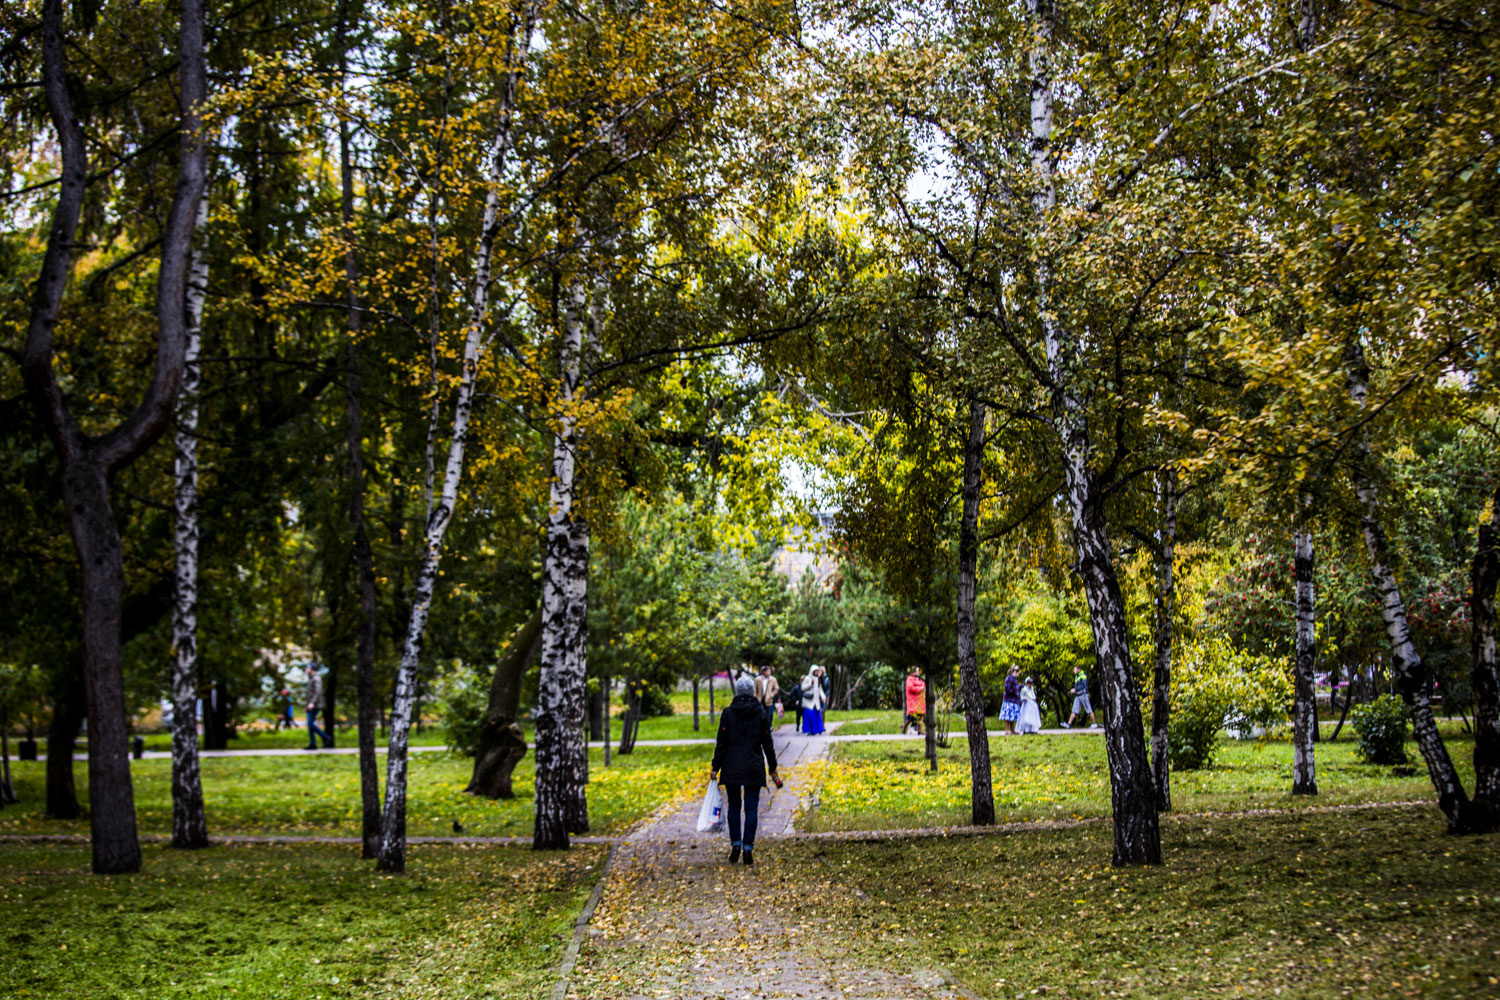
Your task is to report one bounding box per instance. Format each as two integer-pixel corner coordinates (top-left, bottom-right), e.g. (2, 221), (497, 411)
(711, 674), (779, 865)
(799, 665), (827, 735)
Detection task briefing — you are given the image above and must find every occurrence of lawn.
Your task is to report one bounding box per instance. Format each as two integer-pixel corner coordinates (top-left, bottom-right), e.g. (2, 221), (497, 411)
(0, 840), (605, 1000)
(783, 804), (1499, 999)
(0, 744), (706, 839)
(802, 729), (1478, 832)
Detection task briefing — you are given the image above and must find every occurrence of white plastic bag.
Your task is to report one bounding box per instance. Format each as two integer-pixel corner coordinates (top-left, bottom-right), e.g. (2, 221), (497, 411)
(695, 780), (723, 832)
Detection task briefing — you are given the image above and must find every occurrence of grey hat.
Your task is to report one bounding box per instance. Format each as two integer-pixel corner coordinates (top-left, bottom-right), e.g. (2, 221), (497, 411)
(734, 675), (755, 697)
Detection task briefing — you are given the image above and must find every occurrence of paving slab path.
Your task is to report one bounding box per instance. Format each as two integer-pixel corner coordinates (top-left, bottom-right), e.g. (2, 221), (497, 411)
(561, 722), (975, 1000)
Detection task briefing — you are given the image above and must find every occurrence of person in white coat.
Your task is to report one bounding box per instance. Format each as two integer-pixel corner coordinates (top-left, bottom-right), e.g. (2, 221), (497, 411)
(800, 665), (827, 735)
(1018, 676), (1043, 735)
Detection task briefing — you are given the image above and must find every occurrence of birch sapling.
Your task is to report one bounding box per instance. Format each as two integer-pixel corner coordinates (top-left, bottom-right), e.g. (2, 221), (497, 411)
(1292, 510), (1318, 795)
(170, 189), (211, 849)
(1469, 485), (1500, 810)
(1151, 469), (1176, 811)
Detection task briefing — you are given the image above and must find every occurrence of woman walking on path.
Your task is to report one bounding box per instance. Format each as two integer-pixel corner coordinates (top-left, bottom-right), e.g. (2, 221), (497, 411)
(711, 675), (779, 865)
(1018, 675), (1042, 735)
(999, 665), (1023, 735)
(799, 665), (828, 735)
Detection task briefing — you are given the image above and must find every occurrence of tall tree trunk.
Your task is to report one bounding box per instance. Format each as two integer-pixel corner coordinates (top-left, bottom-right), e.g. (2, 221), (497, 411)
(22, 0), (207, 874)
(46, 666), (82, 819)
(339, 72), (381, 858)
(692, 675), (700, 731)
(1027, 0), (1159, 865)
(587, 684), (604, 742)
(1151, 469), (1176, 812)
(618, 676), (642, 756)
(924, 646), (937, 771)
(1292, 508), (1318, 795)
(1, 709), (15, 805)
(535, 280), (593, 849)
(1346, 341), (1481, 832)
(1330, 660), (1352, 740)
(603, 672), (612, 767)
(1468, 485), (1500, 808)
(465, 607), (541, 799)
(170, 190), (211, 848)
(955, 393), (995, 825)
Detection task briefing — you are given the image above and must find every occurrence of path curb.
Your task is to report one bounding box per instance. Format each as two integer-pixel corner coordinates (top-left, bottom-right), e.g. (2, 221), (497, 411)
(551, 842), (615, 1000)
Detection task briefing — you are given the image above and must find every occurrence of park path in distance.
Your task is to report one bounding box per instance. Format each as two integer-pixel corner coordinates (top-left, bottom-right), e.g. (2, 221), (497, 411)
(562, 723), (974, 1000)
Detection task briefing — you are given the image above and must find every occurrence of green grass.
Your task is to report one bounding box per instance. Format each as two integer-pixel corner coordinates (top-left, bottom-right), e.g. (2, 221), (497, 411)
(783, 805), (1500, 999)
(0, 840), (605, 1000)
(134, 725), (450, 754)
(803, 729), (1478, 832)
(822, 708), (969, 735)
(0, 744), (705, 839)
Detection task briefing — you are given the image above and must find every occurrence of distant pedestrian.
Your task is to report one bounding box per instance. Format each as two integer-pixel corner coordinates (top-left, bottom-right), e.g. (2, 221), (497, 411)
(304, 664), (332, 749)
(999, 665), (1022, 735)
(1063, 666), (1098, 729)
(276, 688), (295, 730)
(788, 680), (804, 730)
(754, 665), (781, 731)
(1018, 676), (1042, 735)
(711, 674), (779, 865)
(800, 665), (827, 735)
(903, 671), (926, 735)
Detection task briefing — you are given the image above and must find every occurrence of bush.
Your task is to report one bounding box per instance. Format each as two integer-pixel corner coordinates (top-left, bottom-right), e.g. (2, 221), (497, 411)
(1352, 693), (1410, 765)
(639, 682), (674, 718)
(1168, 637), (1292, 770)
(436, 669), (487, 757)
(850, 663), (901, 710)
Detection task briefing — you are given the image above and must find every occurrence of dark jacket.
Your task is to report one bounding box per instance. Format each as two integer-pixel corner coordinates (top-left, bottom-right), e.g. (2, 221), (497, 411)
(712, 693), (778, 788)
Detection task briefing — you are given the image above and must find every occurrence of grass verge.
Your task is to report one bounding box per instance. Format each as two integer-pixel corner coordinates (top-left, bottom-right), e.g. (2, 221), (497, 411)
(803, 730), (1476, 832)
(790, 805), (1498, 999)
(0, 840), (605, 1000)
(0, 744), (706, 839)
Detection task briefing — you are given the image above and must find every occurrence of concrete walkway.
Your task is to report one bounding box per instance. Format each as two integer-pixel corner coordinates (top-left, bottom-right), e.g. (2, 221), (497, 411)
(559, 723), (975, 1000)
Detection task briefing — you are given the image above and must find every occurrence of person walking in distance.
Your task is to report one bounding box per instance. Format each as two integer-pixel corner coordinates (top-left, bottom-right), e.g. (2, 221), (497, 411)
(800, 665), (828, 735)
(754, 665), (781, 731)
(711, 674), (780, 865)
(1063, 665), (1099, 729)
(903, 670), (926, 735)
(999, 665), (1023, 735)
(304, 663), (333, 749)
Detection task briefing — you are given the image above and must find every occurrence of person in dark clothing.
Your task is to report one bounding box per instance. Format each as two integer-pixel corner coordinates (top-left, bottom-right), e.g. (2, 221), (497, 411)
(711, 675), (779, 865)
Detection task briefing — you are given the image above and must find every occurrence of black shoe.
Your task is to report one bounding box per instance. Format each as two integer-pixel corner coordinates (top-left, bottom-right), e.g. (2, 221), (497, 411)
(728, 845), (741, 864)
(742, 848), (753, 866)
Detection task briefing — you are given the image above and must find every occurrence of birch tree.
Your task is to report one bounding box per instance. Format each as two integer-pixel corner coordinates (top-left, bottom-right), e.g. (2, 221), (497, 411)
(170, 190), (211, 850)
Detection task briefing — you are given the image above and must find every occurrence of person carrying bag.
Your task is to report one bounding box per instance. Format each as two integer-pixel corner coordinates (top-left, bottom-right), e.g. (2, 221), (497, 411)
(710, 674), (779, 865)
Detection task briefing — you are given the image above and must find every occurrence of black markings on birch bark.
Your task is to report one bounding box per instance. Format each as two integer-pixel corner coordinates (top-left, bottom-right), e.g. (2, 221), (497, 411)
(956, 394), (995, 825)
(171, 189), (211, 849)
(1151, 470), (1176, 812)
(1026, 0), (1160, 865)
(1292, 506), (1318, 795)
(376, 0), (541, 874)
(1346, 340), (1477, 833)
(535, 278), (594, 849)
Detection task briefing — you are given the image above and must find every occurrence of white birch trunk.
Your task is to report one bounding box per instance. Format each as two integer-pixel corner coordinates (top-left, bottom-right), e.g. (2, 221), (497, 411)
(375, 3), (539, 872)
(1292, 510), (1318, 794)
(534, 279), (593, 849)
(170, 191), (210, 849)
(1027, 0), (1159, 865)
(1346, 341), (1475, 832)
(1469, 487), (1500, 808)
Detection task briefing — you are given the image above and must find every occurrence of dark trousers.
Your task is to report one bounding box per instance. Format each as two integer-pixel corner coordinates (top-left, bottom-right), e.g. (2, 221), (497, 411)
(306, 707), (331, 747)
(724, 784), (761, 848)
(763, 704), (777, 731)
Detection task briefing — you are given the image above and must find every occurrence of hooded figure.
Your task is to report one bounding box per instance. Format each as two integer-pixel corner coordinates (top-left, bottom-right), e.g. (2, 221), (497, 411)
(711, 674), (779, 865)
(799, 665), (828, 735)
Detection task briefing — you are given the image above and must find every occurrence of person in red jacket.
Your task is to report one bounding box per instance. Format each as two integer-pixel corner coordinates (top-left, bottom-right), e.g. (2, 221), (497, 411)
(903, 671), (926, 735)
